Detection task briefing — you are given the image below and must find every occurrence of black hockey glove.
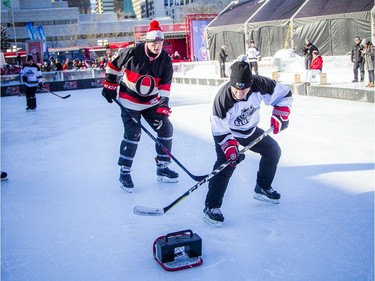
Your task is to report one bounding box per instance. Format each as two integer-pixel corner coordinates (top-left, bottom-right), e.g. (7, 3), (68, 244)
(22, 76), (27, 83)
(153, 97), (171, 130)
(102, 81), (118, 103)
(38, 82), (44, 89)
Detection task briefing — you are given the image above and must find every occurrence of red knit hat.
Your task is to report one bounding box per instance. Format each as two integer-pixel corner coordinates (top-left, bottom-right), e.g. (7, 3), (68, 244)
(146, 20), (164, 42)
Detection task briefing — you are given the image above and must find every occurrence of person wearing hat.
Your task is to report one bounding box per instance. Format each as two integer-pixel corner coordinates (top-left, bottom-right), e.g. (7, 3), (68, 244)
(20, 55), (43, 111)
(361, 38), (374, 87)
(101, 20), (178, 192)
(203, 61), (293, 226)
(218, 45), (228, 78)
(351, 36), (365, 82)
(302, 39), (319, 70)
(304, 50), (323, 86)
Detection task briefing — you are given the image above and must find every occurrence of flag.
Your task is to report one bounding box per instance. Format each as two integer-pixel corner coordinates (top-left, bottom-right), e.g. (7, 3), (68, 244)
(25, 22), (36, 40)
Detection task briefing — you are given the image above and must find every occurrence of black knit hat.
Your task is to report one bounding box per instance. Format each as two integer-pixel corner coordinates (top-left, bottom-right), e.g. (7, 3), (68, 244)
(27, 55), (34, 61)
(230, 61), (253, 89)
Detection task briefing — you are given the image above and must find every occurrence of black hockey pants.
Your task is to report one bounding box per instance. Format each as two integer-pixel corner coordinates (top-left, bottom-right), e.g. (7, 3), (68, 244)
(118, 105), (173, 171)
(25, 86), (37, 109)
(205, 127), (281, 209)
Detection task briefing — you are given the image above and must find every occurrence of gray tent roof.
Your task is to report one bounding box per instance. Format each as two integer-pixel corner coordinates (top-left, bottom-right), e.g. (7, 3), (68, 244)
(295, 0), (373, 17)
(206, 0), (374, 58)
(250, 0), (305, 22)
(209, 0), (263, 27)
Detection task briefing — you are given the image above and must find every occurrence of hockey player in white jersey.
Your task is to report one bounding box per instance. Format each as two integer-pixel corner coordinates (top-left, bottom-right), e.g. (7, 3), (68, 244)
(203, 61), (293, 226)
(20, 55), (43, 111)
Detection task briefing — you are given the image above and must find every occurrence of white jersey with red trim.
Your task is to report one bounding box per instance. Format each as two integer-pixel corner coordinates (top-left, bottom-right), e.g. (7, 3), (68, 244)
(105, 43), (173, 111)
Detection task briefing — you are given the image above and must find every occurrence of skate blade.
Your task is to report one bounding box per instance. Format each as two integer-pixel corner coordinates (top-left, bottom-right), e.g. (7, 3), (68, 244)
(203, 214), (222, 227)
(120, 185), (134, 193)
(157, 176), (178, 183)
(253, 193), (279, 204)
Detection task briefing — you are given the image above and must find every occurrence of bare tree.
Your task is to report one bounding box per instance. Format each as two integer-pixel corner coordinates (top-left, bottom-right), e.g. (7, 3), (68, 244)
(184, 1), (228, 14)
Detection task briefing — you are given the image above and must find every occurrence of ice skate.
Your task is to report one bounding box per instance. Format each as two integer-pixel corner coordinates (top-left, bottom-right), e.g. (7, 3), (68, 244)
(253, 184), (280, 204)
(203, 207), (224, 227)
(156, 161), (178, 183)
(1, 171), (8, 181)
(119, 167), (134, 193)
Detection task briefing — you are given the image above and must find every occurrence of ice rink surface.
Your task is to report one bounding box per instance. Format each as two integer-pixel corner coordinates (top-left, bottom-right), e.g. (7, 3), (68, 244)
(1, 84), (374, 281)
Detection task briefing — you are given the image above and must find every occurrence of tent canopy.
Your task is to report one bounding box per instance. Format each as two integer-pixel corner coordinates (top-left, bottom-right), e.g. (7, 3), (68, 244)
(206, 0), (374, 59)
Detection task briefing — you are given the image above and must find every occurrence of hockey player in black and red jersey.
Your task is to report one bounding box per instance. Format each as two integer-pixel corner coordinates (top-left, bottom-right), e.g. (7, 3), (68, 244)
(204, 61), (293, 227)
(20, 55), (43, 111)
(101, 20), (178, 192)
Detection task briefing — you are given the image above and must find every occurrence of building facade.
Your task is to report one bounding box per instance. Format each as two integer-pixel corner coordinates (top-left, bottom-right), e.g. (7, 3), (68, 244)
(0, 0), (172, 50)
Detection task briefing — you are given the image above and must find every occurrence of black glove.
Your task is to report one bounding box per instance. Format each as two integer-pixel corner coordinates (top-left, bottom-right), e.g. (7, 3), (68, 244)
(22, 76), (27, 83)
(38, 82), (43, 89)
(153, 97), (171, 130)
(102, 81), (117, 103)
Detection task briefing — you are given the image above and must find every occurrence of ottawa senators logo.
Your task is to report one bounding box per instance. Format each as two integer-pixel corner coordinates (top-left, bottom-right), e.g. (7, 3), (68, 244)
(135, 75), (156, 96)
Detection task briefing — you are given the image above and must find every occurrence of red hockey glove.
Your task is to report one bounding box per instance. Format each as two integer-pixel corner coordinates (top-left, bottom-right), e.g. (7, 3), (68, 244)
(271, 106), (290, 134)
(102, 81), (118, 103)
(221, 139), (245, 166)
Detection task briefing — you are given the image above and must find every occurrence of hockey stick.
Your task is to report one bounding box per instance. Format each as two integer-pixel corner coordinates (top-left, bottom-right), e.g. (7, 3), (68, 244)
(133, 127), (274, 216)
(39, 87), (71, 99)
(113, 99), (208, 181)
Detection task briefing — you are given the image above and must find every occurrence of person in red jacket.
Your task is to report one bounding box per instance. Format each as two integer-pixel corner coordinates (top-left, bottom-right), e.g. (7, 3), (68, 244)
(304, 50), (323, 86)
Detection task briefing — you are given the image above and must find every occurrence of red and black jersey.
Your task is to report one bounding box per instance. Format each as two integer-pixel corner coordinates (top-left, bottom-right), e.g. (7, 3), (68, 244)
(105, 43), (173, 111)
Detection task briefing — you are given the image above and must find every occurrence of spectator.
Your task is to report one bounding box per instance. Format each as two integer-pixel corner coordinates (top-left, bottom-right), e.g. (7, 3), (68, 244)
(16, 53), (21, 66)
(361, 38), (375, 87)
(73, 59), (82, 70)
(62, 58), (73, 70)
(172, 51), (180, 60)
(218, 45), (228, 78)
(54, 59), (63, 71)
(20, 55), (43, 111)
(351, 36), (365, 82)
(302, 39), (319, 70)
(246, 40), (261, 75)
(304, 50), (323, 86)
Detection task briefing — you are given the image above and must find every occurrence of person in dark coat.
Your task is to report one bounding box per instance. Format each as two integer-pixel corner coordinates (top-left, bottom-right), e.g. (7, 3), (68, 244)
(302, 39), (319, 70)
(218, 45), (228, 78)
(351, 36), (365, 82)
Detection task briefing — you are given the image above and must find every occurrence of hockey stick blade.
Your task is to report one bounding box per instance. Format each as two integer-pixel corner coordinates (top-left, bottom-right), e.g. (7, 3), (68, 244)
(39, 87), (71, 99)
(59, 94), (71, 99)
(133, 205), (165, 216)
